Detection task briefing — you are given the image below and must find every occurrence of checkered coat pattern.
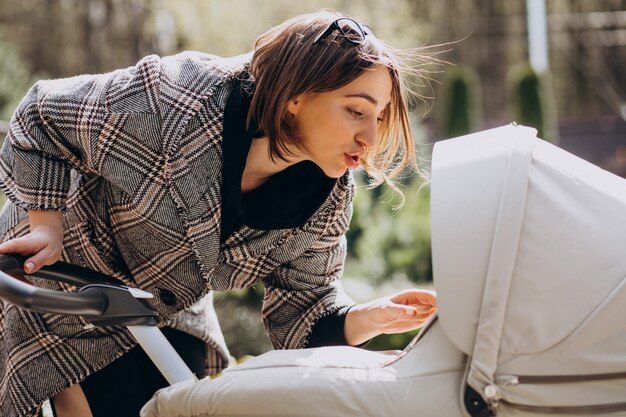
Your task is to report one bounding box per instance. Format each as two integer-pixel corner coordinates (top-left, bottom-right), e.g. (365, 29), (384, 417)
(0, 52), (355, 417)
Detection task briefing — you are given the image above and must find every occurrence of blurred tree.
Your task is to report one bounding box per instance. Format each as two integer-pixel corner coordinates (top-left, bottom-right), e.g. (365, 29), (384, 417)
(0, 33), (34, 121)
(508, 63), (557, 142)
(162, 0), (431, 57)
(412, 0), (528, 132)
(351, 178), (432, 286)
(0, 0), (154, 77)
(440, 66), (482, 138)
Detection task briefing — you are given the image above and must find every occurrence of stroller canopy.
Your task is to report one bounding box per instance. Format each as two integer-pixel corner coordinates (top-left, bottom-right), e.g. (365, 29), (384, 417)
(142, 125), (626, 417)
(432, 124), (626, 412)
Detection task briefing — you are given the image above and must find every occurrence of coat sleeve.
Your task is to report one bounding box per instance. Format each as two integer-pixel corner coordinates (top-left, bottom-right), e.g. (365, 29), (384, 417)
(0, 55), (162, 211)
(261, 179), (357, 350)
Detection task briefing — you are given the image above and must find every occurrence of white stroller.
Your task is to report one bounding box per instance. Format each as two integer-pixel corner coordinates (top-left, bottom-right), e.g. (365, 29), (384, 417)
(1, 124), (625, 417)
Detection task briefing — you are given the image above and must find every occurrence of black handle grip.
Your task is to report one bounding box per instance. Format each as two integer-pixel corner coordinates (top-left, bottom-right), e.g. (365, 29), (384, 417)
(0, 254), (159, 326)
(0, 254), (124, 287)
(0, 254), (108, 316)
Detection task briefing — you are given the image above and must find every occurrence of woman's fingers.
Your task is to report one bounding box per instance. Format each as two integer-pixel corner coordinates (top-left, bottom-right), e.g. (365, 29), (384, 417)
(380, 309), (434, 333)
(0, 236), (41, 254)
(390, 289), (437, 308)
(0, 238), (42, 273)
(24, 249), (59, 273)
(404, 306), (418, 316)
(387, 302), (435, 322)
(385, 290), (437, 319)
(0, 233), (62, 273)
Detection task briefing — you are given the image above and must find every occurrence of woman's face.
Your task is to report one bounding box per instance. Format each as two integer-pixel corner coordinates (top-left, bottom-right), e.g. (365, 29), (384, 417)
(287, 65), (392, 178)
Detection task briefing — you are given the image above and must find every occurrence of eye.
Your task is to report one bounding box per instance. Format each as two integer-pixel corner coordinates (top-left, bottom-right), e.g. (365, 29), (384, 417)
(347, 108), (364, 119)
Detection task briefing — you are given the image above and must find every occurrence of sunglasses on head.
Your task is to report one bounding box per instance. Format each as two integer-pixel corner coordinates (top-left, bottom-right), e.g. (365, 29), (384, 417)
(313, 18), (375, 45)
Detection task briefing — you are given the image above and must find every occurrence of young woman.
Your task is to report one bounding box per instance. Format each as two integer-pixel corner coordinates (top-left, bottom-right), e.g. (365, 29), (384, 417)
(0, 9), (437, 417)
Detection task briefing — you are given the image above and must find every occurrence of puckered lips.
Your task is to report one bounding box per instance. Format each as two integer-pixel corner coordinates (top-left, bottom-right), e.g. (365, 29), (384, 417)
(344, 151), (366, 169)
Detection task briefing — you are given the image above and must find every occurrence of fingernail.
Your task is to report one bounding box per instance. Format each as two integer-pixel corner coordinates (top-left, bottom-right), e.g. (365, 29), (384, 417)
(25, 263), (34, 273)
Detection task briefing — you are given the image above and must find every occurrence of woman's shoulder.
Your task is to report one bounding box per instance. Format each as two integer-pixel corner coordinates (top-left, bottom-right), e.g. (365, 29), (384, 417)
(164, 51), (251, 69)
(161, 51), (251, 89)
(157, 51), (251, 114)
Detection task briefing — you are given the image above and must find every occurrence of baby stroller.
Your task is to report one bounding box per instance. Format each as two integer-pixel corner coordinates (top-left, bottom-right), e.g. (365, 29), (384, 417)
(1, 124), (625, 417)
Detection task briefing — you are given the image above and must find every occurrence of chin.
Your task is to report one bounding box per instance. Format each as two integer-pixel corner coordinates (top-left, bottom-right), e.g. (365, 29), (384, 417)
(313, 158), (347, 178)
(324, 166), (348, 179)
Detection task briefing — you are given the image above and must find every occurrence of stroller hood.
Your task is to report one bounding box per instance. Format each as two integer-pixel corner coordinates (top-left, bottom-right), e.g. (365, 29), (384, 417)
(431, 124), (626, 409)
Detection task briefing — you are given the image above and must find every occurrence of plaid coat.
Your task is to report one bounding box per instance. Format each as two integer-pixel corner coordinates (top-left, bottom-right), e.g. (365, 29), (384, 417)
(0, 52), (355, 417)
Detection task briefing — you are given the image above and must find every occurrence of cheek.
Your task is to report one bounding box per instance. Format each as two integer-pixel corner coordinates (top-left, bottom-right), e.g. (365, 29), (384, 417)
(315, 120), (351, 154)
(317, 110), (352, 137)
(299, 108), (345, 138)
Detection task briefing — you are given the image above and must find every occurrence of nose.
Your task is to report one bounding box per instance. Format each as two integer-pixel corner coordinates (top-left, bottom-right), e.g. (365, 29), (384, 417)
(356, 120), (378, 151)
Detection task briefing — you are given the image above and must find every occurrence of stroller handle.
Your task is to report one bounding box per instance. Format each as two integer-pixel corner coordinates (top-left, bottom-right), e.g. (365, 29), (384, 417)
(0, 254), (108, 316)
(0, 254), (157, 325)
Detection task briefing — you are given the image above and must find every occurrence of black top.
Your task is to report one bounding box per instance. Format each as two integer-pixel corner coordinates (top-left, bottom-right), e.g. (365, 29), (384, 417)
(220, 78), (356, 348)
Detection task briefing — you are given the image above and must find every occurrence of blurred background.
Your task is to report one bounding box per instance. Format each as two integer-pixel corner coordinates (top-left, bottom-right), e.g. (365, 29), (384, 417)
(0, 0), (625, 356)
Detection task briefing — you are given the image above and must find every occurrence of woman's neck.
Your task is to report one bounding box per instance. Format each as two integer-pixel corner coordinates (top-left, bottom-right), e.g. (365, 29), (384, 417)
(241, 136), (303, 193)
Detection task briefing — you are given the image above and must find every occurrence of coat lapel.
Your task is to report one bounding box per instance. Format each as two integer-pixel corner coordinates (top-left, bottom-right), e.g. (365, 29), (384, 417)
(161, 52), (250, 283)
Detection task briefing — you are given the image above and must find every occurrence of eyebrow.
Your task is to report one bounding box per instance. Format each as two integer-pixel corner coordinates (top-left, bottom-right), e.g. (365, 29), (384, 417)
(344, 93), (378, 106)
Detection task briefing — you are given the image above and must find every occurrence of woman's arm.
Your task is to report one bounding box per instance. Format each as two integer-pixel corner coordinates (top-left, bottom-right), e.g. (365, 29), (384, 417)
(0, 210), (64, 273)
(0, 56), (163, 273)
(0, 55), (162, 213)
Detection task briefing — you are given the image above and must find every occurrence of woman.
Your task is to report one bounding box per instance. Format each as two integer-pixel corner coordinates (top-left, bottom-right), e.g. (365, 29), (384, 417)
(0, 9), (437, 417)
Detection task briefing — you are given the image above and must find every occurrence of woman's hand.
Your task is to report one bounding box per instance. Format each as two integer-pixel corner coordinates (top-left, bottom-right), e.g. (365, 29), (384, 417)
(0, 210), (64, 273)
(344, 289), (437, 346)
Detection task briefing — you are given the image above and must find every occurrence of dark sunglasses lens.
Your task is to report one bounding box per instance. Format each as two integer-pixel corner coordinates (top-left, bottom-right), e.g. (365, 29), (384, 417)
(336, 18), (365, 44)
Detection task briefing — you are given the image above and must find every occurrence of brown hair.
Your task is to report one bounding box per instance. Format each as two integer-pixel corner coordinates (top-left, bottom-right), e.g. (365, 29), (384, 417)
(248, 10), (440, 203)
